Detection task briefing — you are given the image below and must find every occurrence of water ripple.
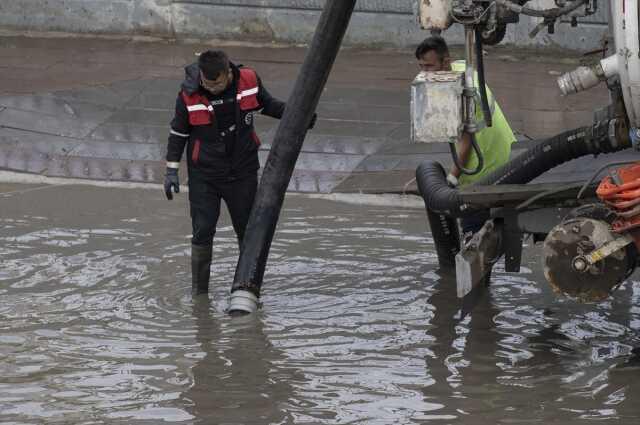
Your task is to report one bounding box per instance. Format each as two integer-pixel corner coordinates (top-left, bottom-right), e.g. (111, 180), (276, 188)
(1, 192), (639, 424)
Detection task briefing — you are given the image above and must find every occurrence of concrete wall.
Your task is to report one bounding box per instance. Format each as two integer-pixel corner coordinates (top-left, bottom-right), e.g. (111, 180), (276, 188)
(0, 0), (609, 51)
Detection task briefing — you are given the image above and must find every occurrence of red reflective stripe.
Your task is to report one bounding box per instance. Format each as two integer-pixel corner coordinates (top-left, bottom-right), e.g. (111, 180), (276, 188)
(238, 68), (260, 110)
(192, 139), (201, 164)
(182, 91), (210, 107)
(182, 91), (213, 125)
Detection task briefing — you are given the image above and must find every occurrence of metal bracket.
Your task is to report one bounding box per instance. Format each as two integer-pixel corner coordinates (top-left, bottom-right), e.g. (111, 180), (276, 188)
(503, 212), (523, 272)
(456, 219), (503, 298)
(575, 233), (634, 269)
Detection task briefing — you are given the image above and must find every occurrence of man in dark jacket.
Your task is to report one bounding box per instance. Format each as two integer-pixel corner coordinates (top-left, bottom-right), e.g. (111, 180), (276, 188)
(164, 50), (306, 295)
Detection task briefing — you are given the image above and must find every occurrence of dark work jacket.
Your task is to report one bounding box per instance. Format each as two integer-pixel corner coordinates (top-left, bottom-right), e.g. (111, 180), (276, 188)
(166, 62), (285, 180)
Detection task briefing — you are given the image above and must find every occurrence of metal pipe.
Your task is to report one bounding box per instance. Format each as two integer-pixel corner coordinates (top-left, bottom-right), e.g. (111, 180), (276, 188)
(228, 0), (358, 315)
(600, 54), (619, 79)
(557, 54), (619, 96)
(463, 25), (476, 134)
(451, 25), (484, 177)
(475, 27), (492, 128)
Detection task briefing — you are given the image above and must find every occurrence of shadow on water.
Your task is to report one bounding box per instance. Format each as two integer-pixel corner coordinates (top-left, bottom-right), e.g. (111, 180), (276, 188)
(421, 268), (503, 421)
(185, 296), (302, 424)
(1, 185), (640, 424)
(420, 264), (640, 424)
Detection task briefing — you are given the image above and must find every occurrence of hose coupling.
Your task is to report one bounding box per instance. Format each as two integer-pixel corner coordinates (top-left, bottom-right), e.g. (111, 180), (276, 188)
(228, 289), (259, 315)
(558, 54), (619, 96)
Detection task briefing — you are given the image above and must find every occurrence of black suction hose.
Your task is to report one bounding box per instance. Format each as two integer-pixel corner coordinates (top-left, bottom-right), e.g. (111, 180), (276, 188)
(427, 208), (461, 269)
(230, 0), (357, 310)
(418, 126), (615, 216)
(478, 127), (607, 185)
(416, 127), (629, 217)
(416, 160), (465, 213)
(416, 161), (462, 268)
(416, 125), (628, 268)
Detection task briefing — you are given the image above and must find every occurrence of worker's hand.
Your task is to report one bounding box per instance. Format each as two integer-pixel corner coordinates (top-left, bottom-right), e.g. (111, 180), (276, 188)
(446, 173), (459, 188)
(164, 167), (180, 200)
(308, 113), (317, 130)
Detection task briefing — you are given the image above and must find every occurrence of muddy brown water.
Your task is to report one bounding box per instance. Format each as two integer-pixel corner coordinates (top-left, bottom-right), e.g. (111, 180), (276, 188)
(1, 183), (639, 424)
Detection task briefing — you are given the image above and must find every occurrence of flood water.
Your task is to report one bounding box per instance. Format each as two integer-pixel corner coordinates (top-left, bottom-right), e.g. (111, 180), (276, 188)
(1, 183), (640, 424)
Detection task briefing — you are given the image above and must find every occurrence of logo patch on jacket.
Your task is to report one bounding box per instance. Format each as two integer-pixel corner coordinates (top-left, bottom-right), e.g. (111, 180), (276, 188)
(244, 112), (254, 126)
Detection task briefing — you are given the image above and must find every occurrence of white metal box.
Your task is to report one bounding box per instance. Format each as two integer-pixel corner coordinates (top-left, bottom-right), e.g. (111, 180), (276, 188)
(410, 70), (464, 144)
(418, 0), (453, 31)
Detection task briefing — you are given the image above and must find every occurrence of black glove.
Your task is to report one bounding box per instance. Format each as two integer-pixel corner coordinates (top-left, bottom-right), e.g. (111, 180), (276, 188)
(164, 167), (180, 200)
(308, 113), (317, 130)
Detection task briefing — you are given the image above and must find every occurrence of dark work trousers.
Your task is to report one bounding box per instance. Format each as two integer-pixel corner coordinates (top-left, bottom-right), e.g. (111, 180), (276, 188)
(188, 173), (258, 247)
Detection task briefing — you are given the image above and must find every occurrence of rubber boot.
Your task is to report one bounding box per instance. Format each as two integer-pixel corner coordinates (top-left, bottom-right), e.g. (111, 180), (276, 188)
(191, 244), (212, 295)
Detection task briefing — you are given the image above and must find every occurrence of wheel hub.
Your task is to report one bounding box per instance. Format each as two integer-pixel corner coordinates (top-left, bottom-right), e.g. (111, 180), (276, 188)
(543, 218), (630, 302)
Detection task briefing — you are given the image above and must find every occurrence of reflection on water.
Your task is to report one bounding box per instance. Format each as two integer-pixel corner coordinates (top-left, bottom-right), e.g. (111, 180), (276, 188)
(0, 185), (639, 424)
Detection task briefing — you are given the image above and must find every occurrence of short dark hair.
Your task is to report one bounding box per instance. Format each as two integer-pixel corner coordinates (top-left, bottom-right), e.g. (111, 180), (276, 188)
(198, 50), (230, 80)
(415, 36), (450, 61)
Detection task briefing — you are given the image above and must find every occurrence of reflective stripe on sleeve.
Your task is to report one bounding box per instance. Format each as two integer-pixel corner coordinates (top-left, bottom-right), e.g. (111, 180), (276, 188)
(237, 87), (259, 100)
(187, 104), (209, 112)
(166, 162), (180, 169)
(170, 129), (189, 138)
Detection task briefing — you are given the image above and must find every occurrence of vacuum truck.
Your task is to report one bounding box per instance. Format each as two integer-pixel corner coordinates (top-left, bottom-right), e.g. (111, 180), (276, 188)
(413, 1), (640, 303)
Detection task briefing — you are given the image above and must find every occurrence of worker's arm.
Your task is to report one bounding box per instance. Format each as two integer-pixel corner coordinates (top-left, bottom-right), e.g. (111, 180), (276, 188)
(257, 75), (317, 129)
(166, 94), (191, 166)
(164, 94), (191, 200)
(449, 131), (474, 180)
(256, 76), (286, 119)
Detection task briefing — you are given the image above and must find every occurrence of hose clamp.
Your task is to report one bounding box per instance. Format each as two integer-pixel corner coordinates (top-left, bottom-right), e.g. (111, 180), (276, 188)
(228, 289), (259, 315)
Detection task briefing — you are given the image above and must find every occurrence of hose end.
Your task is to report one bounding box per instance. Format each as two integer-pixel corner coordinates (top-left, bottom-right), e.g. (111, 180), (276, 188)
(557, 72), (577, 96)
(228, 290), (259, 316)
(557, 65), (603, 96)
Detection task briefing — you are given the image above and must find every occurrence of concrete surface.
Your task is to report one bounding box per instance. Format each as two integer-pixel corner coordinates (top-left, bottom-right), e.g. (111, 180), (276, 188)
(0, 0), (609, 51)
(0, 35), (622, 194)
